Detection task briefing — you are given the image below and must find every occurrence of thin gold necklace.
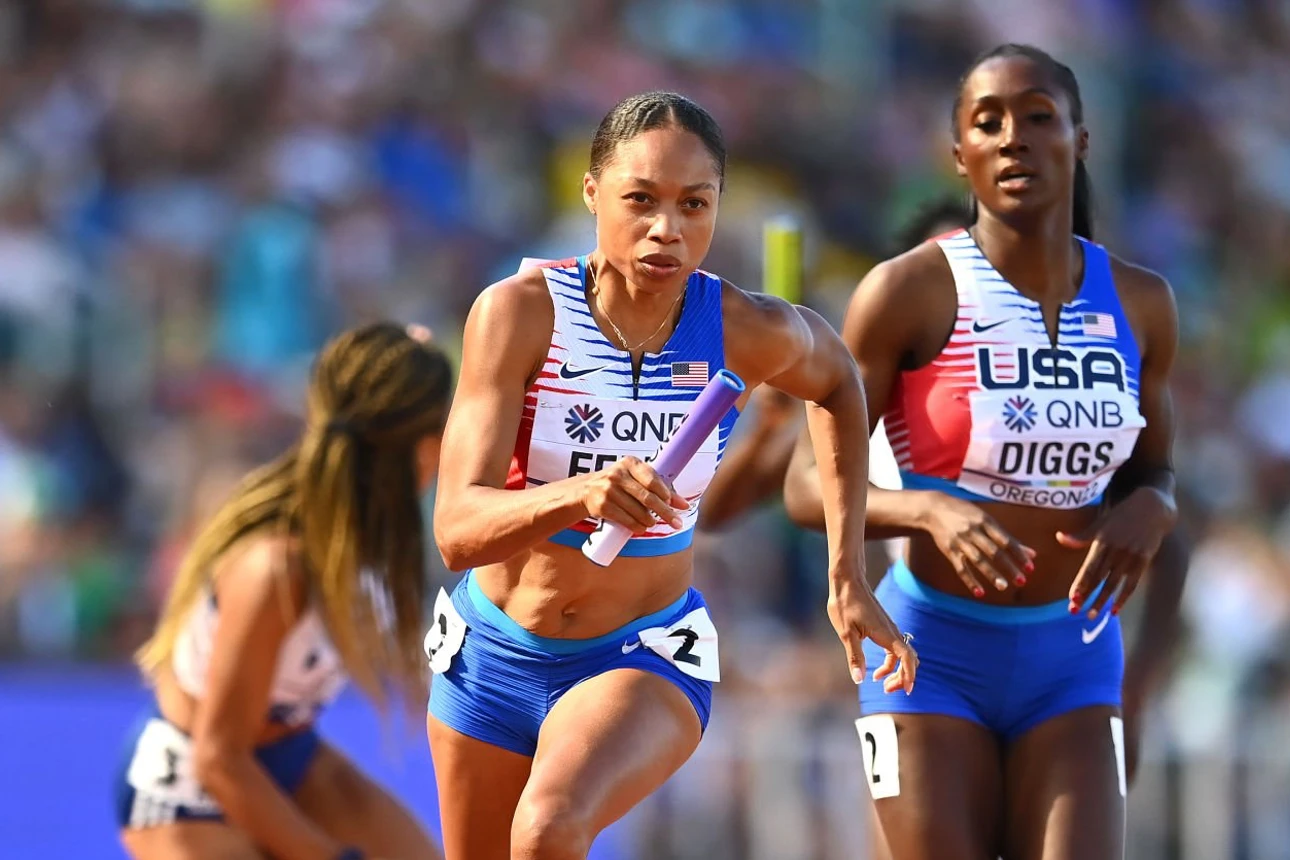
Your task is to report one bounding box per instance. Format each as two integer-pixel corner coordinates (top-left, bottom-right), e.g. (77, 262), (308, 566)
(588, 266), (685, 352)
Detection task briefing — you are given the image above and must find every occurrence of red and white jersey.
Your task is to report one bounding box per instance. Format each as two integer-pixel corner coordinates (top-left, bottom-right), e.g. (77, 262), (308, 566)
(885, 231), (1146, 510)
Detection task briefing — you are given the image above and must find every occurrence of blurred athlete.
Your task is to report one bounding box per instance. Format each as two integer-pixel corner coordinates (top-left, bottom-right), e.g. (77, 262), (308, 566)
(426, 91), (916, 860)
(785, 45), (1180, 859)
(119, 323), (449, 860)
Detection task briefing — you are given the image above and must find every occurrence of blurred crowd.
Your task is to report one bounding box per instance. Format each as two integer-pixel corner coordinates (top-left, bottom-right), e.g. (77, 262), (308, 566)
(2, 0), (1290, 816)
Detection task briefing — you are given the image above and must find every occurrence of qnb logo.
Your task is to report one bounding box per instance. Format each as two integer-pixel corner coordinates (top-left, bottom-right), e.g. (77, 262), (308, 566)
(564, 404), (604, 444)
(1002, 396), (1037, 432)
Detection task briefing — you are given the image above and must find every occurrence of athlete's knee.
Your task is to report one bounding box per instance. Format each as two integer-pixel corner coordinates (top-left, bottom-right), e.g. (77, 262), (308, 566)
(510, 791), (593, 860)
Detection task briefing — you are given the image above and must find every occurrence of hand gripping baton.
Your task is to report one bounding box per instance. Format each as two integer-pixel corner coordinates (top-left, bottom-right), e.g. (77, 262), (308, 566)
(581, 369), (746, 566)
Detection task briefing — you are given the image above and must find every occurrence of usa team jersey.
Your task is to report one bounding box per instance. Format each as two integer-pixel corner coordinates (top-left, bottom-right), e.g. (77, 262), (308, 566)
(886, 231), (1146, 510)
(507, 257), (738, 556)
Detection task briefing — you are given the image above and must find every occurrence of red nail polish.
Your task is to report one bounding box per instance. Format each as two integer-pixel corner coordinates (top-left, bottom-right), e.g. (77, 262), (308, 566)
(1025, 561), (1035, 573)
(973, 587), (985, 598)
(1016, 575), (1027, 587)
(1069, 604), (1080, 615)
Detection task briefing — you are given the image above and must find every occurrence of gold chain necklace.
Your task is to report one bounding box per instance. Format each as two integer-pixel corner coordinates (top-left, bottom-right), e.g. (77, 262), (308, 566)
(588, 266), (685, 352)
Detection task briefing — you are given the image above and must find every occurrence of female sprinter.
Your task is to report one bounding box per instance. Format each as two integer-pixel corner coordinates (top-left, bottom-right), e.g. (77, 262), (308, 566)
(785, 45), (1180, 859)
(119, 323), (450, 860)
(426, 91), (918, 860)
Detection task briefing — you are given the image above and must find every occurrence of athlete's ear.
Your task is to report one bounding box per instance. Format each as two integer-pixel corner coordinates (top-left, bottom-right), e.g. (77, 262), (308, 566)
(953, 142), (967, 178)
(1075, 124), (1089, 163)
(583, 172), (598, 216)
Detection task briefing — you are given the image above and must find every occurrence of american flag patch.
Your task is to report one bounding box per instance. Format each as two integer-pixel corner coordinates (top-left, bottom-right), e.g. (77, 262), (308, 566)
(1080, 312), (1117, 338)
(671, 361), (709, 387)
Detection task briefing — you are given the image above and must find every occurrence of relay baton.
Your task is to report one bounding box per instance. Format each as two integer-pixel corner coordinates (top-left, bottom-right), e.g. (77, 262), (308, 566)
(581, 369), (746, 566)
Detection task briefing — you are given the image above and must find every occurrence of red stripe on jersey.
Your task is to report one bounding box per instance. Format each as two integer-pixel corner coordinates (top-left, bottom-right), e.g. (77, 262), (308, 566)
(506, 392), (539, 490)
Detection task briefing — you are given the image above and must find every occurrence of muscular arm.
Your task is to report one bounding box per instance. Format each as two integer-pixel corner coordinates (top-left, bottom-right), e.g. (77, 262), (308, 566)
(783, 255), (949, 539)
(1111, 260), (1180, 521)
(724, 288), (869, 575)
(432, 276), (602, 571)
(192, 538), (348, 860)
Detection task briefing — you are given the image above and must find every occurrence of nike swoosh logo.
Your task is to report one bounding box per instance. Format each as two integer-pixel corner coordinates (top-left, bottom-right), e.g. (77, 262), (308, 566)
(559, 364), (606, 380)
(621, 640), (642, 654)
(972, 318), (1017, 333)
(1081, 612), (1112, 644)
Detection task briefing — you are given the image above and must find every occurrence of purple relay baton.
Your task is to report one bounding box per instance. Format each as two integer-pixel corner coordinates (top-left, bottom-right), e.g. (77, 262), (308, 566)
(581, 368), (746, 566)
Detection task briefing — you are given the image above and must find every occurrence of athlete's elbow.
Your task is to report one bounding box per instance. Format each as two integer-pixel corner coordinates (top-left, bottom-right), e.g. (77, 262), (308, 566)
(434, 521), (478, 572)
(432, 493), (480, 571)
(435, 523), (502, 571)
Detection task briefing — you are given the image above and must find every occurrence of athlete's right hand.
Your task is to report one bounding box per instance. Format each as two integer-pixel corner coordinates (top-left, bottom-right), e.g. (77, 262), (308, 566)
(921, 492), (1035, 596)
(581, 456), (690, 533)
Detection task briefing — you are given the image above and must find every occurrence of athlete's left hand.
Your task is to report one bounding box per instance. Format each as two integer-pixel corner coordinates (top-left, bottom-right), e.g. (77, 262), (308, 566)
(827, 566), (918, 694)
(1057, 487), (1176, 619)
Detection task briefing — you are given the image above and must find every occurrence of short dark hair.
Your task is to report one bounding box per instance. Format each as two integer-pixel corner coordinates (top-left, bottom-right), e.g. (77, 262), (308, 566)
(589, 92), (727, 189)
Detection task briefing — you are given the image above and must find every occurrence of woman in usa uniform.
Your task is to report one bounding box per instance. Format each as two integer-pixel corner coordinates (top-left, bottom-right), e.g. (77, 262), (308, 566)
(786, 45), (1179, 860)
(425, 91), (917, 860)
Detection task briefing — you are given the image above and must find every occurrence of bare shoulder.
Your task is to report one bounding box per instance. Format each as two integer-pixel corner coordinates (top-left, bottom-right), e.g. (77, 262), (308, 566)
(720, 278), (804, 336)
(463, 265), (557, 383)
(719, 279), (813, 384)
(851, 241), (955, 310)
(469, 266), (556, 328)
(210, 531), (310, 621)
(1107, 252), (1176, 316)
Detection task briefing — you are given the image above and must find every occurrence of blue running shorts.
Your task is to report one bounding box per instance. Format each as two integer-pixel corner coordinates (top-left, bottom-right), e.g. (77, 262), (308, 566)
(428, 572), (716, 757)
(859, 560), (1122, 741)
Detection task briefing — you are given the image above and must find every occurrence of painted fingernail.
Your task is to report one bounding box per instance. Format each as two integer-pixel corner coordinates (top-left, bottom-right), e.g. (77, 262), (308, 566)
(1069, 603), (1080, 615)
(1015, 575), (1027, 587)
(995, 578), (1007, 590)
(1025, 561), (1035, 573)
(851, 668), (864, 685)
(1112, 607), (1120, 616)
(973, 586), (985, 598)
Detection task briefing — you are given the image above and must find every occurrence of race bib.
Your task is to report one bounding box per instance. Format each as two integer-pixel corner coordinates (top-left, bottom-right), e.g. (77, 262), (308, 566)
(526, 395), (722, 537)
(125, 719), (220, 812)
(631, 606), (720, 682)
(855, 714), (901, 800)
(423, 588), (467, 675)
(958, 385), (1144, 510)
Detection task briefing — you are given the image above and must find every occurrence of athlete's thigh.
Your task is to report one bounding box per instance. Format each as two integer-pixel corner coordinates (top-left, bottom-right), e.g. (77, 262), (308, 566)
(426, 712), (532, 860)
(519, 668), (702, 837)
(1003, 705), (1124, 860)
(121, 821), (266, 860)
(293, 740), (441, 859)
(866, 713), (1002, 860)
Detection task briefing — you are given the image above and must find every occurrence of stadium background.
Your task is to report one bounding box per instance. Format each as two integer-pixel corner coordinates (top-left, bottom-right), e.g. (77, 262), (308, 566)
(2, 0), (1289, 857)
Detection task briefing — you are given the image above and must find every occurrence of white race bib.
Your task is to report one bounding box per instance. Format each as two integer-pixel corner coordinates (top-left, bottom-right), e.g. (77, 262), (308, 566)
(632, 606), (720, 682)
(855, 714), (901, 800)
(526, 396), (722, 537)
(958, 385), (1144, 509)
(423, 588), (468, 675)
(125, 719), (220, 812)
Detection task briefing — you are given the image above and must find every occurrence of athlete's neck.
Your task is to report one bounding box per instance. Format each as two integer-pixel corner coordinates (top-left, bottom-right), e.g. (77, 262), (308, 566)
(585, 251), (687, 350)
(971, 208), (1083, 305)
